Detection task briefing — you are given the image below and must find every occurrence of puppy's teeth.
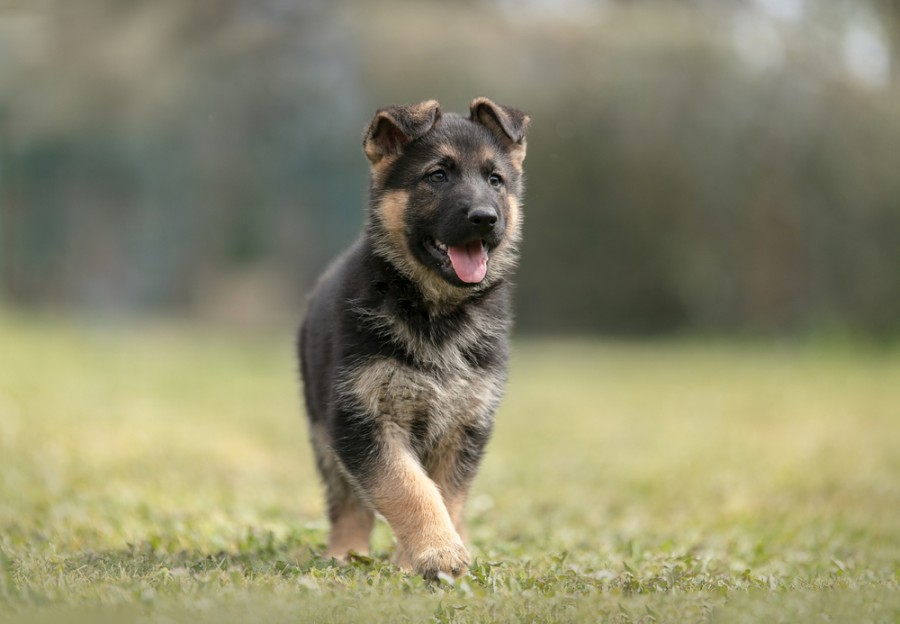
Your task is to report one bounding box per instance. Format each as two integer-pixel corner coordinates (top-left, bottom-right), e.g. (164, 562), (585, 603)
(435, 241), (447, 251)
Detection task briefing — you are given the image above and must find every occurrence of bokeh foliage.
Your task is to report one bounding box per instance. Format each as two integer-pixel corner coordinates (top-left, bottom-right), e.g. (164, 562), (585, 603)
(1, 0), (899, 335)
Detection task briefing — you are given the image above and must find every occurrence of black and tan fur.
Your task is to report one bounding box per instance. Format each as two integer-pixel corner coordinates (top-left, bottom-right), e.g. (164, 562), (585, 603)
(298, 97), (529, 579)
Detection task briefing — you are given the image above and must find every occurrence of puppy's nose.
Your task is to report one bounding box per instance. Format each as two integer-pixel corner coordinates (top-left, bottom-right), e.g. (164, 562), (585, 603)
(468, 207), (498, 233)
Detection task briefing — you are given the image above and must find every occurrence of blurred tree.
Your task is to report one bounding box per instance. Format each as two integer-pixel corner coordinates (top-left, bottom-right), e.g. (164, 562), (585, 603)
(0, 107), (21, 298)
(1, 0), (899, 335)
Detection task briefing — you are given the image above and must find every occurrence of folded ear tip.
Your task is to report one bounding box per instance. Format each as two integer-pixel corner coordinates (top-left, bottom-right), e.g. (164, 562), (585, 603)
(362, 99), (443, 164)
(469, 97), (530, 144)
(414, 99), (442, 122)
(469, 96), (494, 115)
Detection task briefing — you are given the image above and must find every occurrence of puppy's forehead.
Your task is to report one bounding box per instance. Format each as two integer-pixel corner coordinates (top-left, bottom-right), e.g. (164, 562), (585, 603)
(423, 115), (502, 163)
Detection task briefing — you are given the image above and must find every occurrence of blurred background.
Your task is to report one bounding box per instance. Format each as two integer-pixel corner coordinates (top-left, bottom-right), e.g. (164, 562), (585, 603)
(1, 0), (899, 337)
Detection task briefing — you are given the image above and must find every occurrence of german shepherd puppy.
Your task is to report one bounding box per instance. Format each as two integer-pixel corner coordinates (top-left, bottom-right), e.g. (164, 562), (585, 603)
(299, 97), (529, 580)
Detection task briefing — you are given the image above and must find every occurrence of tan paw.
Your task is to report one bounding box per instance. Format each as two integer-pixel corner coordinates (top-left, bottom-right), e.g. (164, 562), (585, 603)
(411, 541), (471, 580)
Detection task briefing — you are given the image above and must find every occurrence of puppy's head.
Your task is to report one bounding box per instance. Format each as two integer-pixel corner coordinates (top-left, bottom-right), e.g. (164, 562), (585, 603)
(364, 98), (530, 303)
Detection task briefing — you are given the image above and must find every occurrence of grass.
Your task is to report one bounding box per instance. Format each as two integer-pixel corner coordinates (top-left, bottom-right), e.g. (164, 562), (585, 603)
(0, 309), (898, 622)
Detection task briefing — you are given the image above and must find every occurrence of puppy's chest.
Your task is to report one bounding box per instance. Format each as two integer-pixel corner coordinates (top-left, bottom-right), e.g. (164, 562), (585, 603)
(347, 355), (503, 442)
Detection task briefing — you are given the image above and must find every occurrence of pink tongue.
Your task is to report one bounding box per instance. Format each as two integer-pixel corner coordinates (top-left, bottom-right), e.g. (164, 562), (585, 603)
(447, 240), (487, 283)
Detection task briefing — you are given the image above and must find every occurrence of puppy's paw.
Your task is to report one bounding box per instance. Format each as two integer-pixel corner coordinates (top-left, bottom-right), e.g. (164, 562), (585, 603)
(412, 541), (471, 580)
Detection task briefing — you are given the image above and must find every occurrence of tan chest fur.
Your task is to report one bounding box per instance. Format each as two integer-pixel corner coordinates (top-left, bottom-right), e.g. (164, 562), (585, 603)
(341, 356), (502, 450)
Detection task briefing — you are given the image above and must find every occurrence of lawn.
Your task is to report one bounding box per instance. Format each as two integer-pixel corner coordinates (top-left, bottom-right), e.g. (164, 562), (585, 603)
(0, 309), (898, 622)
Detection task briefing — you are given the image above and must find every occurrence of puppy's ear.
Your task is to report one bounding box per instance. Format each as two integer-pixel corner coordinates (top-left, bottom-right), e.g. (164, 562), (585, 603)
(363, 100), (442, 164)
(469, 97), (530, 168)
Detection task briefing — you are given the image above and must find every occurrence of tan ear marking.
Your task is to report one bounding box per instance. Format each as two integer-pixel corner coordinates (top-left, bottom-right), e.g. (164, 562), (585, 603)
(363, 100), (442, 165)
(469, 97), (530, 154)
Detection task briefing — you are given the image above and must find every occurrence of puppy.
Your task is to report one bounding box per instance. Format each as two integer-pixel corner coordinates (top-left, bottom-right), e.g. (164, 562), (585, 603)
(299, 97), (529, 579)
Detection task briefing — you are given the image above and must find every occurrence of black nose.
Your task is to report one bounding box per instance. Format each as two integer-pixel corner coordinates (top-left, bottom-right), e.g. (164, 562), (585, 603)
(468, 207), (498, 233)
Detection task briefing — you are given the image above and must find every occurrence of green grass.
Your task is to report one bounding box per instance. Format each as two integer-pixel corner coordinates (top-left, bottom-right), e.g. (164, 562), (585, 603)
(1, 309), (898, 622)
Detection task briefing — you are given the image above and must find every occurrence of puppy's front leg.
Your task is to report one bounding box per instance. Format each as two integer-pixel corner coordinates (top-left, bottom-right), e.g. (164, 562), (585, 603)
(369, 434), (470, 579)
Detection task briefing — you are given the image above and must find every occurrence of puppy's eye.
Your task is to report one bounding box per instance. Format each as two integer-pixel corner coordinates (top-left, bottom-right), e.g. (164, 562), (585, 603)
(488, 173), (503, 188)
(428, 170), (447, 183)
